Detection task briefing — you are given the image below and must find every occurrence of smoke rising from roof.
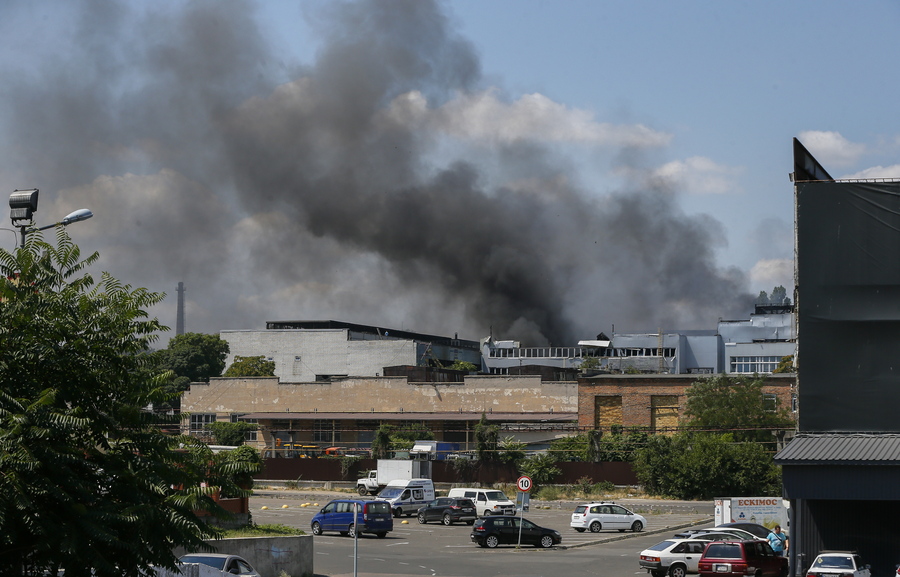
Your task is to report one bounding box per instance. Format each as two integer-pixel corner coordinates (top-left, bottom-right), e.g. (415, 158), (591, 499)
(0, 0), (753, 345)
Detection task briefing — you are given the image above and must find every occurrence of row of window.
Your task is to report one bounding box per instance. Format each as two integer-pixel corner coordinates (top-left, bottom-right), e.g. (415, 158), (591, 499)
(730, 356), (782, 374)
(488, 347), (678, 359)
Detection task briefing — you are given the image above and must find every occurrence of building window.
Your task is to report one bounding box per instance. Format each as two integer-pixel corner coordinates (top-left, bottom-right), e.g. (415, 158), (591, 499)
(314, 419), (341, 443)
(231, 414), (258, 442)
(190, 413), (216, 436)
(791, 393), (798, 413)
(594, 396), (622, 429)
(730, 356), (781, 374)
(651, 396), (679, 431)
(762, 393), (778, 412)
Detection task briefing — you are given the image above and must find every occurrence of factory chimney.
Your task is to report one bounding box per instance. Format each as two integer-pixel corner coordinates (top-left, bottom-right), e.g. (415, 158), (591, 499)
(176, 282), (185, 335)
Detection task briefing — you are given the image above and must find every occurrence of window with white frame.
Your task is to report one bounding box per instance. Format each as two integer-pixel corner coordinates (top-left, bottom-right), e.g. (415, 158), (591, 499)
(190, 413), (216, 436)
(763, 393), (778, 412)
(730, 356), (782, 374)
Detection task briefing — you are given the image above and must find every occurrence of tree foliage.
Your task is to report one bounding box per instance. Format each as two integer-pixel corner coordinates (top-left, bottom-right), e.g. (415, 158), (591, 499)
(773, 355), (795, 374)
(0, 230), (256, 577)
(152, 332), (230, 384)
(223, 355), (276, 377)
(517, 452), (561, 493)
(683, 374), (794, 444)
(446, 360), (478, 372)
(474, 413), (499, 462)
(497, 435), (527, 465)
(632, 432), (781, 500)
(206, 421), (257, 446)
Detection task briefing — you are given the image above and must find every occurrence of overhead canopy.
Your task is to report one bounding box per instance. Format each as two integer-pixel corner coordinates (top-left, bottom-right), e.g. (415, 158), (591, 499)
(238, 411), (576, 422)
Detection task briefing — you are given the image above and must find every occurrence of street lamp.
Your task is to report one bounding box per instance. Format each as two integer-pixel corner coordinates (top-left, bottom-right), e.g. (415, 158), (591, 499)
(9, 189), (93, 248)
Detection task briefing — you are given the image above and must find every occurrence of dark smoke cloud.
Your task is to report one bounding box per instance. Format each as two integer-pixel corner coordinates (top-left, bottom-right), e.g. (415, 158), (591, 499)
(0, 0), (752, 345)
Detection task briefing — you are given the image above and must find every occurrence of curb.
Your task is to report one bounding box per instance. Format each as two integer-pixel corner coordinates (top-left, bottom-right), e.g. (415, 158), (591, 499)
(557, 517), (715, 549)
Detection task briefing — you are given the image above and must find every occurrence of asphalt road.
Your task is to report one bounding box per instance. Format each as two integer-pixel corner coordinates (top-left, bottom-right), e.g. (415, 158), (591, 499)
(249, 490), (714, 577)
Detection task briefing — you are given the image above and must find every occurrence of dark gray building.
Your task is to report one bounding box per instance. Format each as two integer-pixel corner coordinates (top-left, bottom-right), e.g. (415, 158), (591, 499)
(775, 138), (900, 575)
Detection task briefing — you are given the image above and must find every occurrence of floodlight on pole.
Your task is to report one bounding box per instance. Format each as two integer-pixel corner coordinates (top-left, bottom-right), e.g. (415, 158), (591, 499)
(9, 189), (93, 248)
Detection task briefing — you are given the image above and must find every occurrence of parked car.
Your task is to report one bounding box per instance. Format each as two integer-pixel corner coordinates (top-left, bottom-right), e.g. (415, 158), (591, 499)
(806, 551), (871, 577)
(697, 540), (787, 577)
(674, 528), (762, 541)
(447, 487), (515, 517)
(715, 522), (772, 539)
(178, 553), (261, 576)
(570, 501), (646, 533)
(639, 538), (708, 577)
(470, 516), (562, 548)
(310, 499), (393, 538)
(417, 497), (477, 525)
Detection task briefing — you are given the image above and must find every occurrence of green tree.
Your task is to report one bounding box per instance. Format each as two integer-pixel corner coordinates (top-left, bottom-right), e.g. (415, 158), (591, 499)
(474, 413), (499, 462)
(0, 230), (241, 577)
(497, 435), (527, 465)
(446, 360), (478, 372)
(683, 374), (794, 444)
(579, 356), (601, 370)
(224, 355), (276, 377)
(550, 434), (589, 461)
(773, 355), (795, 374)
(633, 432), (781, 500)
(517, 452), (561, 494)
(152, 332), (230, 384)
(206, 421), (258, 446)
(370, 424), (394, 459)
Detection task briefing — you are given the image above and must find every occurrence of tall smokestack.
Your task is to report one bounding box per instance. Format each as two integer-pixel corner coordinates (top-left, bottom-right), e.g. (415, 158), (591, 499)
(176, 282), (185, 335)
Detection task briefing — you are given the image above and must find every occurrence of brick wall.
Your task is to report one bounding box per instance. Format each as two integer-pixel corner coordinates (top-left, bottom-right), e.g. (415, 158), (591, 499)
(578, 373), (796, 430)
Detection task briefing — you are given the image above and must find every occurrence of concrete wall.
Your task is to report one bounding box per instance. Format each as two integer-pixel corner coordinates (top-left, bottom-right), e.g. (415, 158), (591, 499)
(221, 329), (420, 383)
(174, 535), (313, 577)
(183, 375), (577, 416)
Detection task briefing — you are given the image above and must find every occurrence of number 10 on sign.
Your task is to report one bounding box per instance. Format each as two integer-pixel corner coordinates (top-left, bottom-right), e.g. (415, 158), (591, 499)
(517, 475), (532, 492)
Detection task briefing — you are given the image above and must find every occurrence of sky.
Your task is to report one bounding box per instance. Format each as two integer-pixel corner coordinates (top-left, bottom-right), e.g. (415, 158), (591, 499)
(1, 0), (898, 347)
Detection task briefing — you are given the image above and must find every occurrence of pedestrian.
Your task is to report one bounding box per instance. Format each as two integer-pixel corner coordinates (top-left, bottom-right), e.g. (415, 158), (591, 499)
(767, 525), (788, 556)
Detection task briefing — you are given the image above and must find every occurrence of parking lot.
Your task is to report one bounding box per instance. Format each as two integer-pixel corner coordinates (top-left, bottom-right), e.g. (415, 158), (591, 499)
(248, 489), (714, 576)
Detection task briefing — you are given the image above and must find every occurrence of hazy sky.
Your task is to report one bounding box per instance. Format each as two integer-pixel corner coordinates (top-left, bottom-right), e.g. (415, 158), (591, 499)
(1, 0), (897, 346)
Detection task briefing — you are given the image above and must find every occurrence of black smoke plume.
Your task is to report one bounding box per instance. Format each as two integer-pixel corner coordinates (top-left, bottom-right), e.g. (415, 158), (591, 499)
(0, 0), (752, 345)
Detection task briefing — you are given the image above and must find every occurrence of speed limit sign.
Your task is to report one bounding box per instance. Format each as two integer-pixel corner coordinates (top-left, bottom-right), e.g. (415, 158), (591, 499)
(516, 475), (532, 492)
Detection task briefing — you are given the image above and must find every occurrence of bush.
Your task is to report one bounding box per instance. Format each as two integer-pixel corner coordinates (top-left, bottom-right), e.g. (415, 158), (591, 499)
(633, 432), (781, 500)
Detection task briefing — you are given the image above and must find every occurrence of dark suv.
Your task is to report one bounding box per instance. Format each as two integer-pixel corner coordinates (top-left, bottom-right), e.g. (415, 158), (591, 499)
(417, 497), (477, 525)
(698, 540), (787, 577)
(470, 516), (561, 548)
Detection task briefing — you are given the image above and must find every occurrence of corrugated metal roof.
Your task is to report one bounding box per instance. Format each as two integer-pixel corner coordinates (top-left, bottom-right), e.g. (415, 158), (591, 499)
(775, 433), (900, 464)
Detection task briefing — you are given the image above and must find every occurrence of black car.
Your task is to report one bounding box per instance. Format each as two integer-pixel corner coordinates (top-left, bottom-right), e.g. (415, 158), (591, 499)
(417, 497), (477, 526)
(470, 516), (562, 548)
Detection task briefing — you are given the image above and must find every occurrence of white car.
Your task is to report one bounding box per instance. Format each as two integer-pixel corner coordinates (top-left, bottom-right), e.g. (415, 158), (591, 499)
(639, 538), (708, 577)
(806, 552), (871, 577)
(178, 553), (261, 577)
(570, 501), (646, 533)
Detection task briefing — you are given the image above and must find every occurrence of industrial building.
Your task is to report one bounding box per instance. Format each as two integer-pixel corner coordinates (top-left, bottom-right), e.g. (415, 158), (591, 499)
(482, 304), (795, 376)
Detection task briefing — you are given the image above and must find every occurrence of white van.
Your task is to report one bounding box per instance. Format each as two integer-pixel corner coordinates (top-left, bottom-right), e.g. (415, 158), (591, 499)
(377, 479), (435, 518)
(447, 487), (515, 517)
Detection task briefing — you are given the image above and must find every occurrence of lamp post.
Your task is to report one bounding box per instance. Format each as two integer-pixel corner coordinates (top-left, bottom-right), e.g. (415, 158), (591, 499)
(9, 189), (93, 248)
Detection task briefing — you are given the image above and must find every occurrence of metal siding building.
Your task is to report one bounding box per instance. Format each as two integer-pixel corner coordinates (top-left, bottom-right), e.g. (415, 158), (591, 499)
(775, 140), (900, 576)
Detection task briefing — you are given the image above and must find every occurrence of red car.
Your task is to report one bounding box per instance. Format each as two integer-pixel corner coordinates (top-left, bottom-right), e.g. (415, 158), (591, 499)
(698, 540), (788, 577)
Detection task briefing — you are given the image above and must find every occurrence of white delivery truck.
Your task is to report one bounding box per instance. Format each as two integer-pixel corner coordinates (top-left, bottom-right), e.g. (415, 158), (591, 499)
(377, 478), (436, 518)
(357, 459), (432, 495)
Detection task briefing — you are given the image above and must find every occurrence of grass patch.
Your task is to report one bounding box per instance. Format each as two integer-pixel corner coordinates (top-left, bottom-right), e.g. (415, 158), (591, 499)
(222, 523), (306, 538)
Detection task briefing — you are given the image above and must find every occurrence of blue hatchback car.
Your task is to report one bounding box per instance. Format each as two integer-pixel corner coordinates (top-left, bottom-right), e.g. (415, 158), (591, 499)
(311, 499), (393, 538)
